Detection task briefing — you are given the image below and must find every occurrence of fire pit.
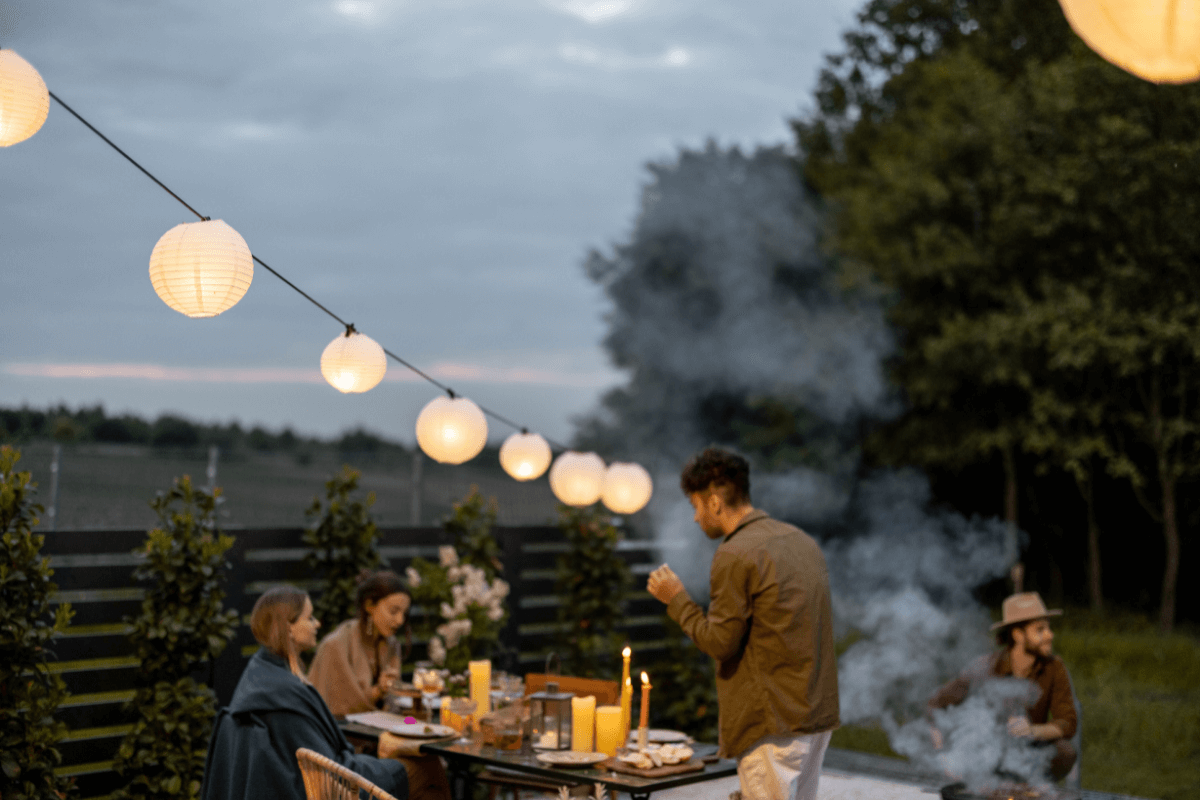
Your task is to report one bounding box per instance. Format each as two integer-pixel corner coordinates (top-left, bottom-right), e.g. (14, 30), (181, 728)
(940, 782), (1082, 800)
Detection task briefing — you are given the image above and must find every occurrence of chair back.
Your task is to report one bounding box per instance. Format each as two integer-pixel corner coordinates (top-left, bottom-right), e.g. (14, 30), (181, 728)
(295, 748), (401, 800)
(523, 673), (620, 705)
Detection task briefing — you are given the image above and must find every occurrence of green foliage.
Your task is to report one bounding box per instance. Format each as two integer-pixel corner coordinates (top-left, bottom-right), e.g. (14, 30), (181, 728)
(113, 475), (237, 800)
(0, 446), (74, 800)
(444, 487), (502, 579)
(646, 617), (717, 742)
(303, 465), (383, 628)
(554, 506), (630, 678)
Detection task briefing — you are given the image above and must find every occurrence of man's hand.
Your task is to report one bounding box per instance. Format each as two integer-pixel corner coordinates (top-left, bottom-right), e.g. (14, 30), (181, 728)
(1007, 716), (1033, 738)
(647, 564), (685, 605)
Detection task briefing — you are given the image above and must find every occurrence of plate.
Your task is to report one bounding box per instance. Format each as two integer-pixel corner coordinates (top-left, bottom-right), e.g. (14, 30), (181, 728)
(626, 728), (690, 744)
(345, 711), (456, 739)
(535, 751), (610, 768)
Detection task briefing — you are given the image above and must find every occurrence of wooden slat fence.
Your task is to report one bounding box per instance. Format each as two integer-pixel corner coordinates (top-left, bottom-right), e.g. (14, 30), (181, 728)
(40, 526), (668, 799)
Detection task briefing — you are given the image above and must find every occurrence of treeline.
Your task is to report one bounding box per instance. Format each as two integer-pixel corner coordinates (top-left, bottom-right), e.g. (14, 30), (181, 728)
(0, 404), (405, 457)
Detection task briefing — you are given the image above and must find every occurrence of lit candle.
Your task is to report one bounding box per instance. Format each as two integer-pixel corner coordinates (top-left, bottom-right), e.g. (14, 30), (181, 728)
(621, 676), (633, 739)
(468, 659), (491, 722)
(595, 705), (623, 757)
(638, 671), (651, 750)
(571, 695), (596, 752)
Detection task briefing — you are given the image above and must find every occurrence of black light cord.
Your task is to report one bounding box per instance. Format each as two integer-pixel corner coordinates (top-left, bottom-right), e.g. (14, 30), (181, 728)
(47, 91), (572, 453)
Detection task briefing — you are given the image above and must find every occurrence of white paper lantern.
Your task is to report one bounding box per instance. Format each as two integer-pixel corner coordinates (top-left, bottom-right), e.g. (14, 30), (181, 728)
(148, 219), (254, 318)
(1059, 0), (1200, 83)
(601, 462), (653, 514)
(416, 395), (488, 464)
(0, 50), (49, 147)
(548, 451), (607, 507)
(499, 431), (552, 481)
(320, 330), (387, 393)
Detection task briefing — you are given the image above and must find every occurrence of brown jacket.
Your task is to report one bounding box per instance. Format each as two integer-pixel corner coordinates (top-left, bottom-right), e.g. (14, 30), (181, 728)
(308, 618), (400, 717)
(928, 650), (1077, 739)
(667, 510), (840, 758)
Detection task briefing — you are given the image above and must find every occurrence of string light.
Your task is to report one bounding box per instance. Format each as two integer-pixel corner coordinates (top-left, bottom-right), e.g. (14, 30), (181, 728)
(1059, 0), (1200, 84)
(148, 220), (254, 318)
(320, 328), (387, 393)
(416, 395), (489, 464)
(601, 462), (653, 514)
(549, 451), (607, 507)
(0, 50), (50, 147)
(499, 431), (552, 481)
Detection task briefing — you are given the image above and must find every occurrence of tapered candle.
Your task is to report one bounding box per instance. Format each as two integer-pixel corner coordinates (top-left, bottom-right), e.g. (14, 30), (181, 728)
(595, 705), (623, 756)
(571, 695), (596, 752)
(621, 676), (633, 739)
(469, 659), (491, 722)
(639, 672), (651, 728)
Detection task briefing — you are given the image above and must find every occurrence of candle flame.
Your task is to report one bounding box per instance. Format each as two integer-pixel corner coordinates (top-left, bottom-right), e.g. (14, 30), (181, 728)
(626, 676), (631, 686)
(641, 671), (650, 685)
(622, 646), (631, 658)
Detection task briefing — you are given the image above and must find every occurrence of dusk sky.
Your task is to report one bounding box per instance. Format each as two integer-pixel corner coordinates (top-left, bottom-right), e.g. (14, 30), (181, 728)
(2, 0), (858, 445)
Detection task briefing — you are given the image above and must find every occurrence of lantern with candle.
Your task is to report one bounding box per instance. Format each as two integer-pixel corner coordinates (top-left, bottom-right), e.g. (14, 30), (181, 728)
(529, 680), (574, 750)
(499, 430), (552, 481)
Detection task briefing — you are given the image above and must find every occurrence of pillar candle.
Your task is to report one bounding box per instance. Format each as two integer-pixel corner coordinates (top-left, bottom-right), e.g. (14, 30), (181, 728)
(620, 676), (632, 739)
(595, 705), (623, 757)
(468, 659), (491, 722)
(571, 695), (596, 752)
(639, 672), (651, 729)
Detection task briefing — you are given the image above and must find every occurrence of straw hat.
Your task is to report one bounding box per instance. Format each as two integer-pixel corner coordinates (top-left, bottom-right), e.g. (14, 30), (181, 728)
(990, 592), (1063, 631)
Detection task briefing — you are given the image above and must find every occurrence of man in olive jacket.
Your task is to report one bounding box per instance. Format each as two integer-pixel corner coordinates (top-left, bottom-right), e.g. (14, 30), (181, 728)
(648, 447), (839, 800)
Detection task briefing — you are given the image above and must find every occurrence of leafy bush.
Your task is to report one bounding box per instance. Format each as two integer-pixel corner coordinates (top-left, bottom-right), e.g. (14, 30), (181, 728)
(647, 617), (718, 742)
(0, 445), (74, 800)
(442, 487), (502, 579)
(554, 506), (630, 678)
(112, 476), (238, 800)
(303, 465), (383, 628)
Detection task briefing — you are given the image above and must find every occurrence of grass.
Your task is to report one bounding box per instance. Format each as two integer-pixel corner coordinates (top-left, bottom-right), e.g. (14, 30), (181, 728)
(831, 610), (1200, 800)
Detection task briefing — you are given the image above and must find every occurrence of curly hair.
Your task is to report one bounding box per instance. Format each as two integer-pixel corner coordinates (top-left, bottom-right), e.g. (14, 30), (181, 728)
(679, 447), (751, 506)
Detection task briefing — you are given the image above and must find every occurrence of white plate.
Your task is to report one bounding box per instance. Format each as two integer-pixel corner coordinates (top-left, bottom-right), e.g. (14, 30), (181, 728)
(535, 751), (610, 768)
(627, 728), (690, 744)
(345, 711), (456, 739)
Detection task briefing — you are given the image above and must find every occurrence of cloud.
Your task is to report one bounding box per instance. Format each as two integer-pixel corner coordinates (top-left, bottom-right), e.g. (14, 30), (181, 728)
(558, 42), (693, 70)
(546, 0), (636, 24)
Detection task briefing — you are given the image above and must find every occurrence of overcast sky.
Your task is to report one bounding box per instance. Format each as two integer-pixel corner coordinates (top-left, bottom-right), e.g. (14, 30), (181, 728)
(1, 0), (858, 445)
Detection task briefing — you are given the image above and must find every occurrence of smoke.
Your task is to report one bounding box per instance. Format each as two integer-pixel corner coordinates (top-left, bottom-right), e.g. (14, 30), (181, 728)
(581, 142), (1045, 787)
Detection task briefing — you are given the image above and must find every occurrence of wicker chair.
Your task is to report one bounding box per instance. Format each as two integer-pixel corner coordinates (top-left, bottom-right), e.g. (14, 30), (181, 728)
(296, 748), (402, 800)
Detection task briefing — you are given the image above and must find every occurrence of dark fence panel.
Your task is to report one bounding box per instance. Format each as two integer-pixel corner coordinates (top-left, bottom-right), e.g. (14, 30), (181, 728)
(41, 525), (666, 799)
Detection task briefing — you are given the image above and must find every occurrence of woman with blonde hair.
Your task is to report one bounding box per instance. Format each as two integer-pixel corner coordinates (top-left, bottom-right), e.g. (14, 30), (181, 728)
(202, 585), (410, 800)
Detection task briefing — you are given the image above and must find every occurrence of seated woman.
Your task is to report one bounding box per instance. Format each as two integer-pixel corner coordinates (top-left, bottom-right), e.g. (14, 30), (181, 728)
(309, 570), (450, 800)
(202, 585), (409, 800)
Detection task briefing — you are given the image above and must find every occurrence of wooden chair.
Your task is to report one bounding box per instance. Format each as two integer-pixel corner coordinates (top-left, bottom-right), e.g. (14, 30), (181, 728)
(296, 747), (401, 800)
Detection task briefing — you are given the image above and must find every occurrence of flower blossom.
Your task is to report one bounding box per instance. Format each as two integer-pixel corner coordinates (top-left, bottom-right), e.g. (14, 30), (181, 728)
(405, 566), (422, 588)
(428, 636), (447, 665)
(439, 546), (459, 568)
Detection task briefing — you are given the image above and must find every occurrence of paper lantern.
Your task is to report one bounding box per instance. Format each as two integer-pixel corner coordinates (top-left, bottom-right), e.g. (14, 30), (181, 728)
(0, 50), (49, 147)
(148, 219), (253, 318)
(1059, 0), (1200, 83)
(416, 395), (488, 464)
(601, 462), (653, 514)
(499, 431), (552, 481)
(548, 451), (606, 507)
(320, 330), (387, 393)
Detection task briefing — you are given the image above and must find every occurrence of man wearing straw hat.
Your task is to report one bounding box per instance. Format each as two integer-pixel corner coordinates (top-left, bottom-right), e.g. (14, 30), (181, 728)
(928, 592), (1078, 781)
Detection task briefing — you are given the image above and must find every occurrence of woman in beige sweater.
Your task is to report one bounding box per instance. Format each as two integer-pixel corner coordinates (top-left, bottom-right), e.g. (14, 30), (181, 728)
(309, 570), (450, 800)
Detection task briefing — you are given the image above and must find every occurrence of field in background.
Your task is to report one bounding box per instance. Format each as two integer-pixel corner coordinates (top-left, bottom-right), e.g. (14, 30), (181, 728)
(14, 439), (562, 529)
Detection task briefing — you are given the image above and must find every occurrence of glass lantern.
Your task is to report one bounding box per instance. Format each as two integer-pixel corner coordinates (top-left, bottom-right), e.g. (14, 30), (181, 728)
(529, 681), (573, 750)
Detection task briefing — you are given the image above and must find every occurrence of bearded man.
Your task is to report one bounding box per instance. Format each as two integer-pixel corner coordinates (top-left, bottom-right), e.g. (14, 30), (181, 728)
(928, 592), (1079, 781)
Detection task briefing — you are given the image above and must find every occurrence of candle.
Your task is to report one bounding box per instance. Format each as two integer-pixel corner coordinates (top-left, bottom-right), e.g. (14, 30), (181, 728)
(621, 676), (632, 739)
(595, 705), (623, 757)
(571, 695), (596, 752)
(639, 672), (651, 729)
(469, 659), (491, 722)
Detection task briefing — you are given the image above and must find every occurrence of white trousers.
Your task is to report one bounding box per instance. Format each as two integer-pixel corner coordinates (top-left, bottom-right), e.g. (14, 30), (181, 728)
(735, 730), (832, 800)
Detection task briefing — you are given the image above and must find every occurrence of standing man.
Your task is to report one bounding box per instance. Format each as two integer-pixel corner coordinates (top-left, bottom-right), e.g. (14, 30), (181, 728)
(647, 447), (840, 800)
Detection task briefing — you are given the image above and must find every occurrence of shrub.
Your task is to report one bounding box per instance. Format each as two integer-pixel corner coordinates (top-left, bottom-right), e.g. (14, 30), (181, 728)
(647, 616), (718, 742)
(112, 476), (238, 800)
(554, 505), (630, 678)
(0, 446), (74, 800)
(303, 465), (383, 628)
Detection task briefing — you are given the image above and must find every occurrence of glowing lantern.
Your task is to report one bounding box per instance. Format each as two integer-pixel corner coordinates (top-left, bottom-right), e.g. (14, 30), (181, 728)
(148, 219), (253, 318)
(0, 50), (49, 147)
(1058, 0), (1200, 83)
(499, 431), (552, 481)
(320, 329), (387, 393)
(601, 462), (653, 514)
(416, 395), (488, 464)
(548, 451), (606, 507)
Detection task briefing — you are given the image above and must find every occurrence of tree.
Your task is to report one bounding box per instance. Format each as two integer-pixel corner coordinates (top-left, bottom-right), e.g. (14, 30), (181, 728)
(303, 466), (383, 629)
(113, 476), (238, 800)
(0, 446), (74, 800)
